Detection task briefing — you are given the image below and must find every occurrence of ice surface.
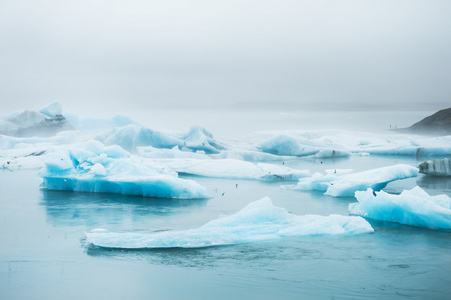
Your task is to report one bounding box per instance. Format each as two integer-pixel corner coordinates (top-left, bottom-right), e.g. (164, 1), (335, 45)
(284, 165), (418, 197)
(256, 131), (451, 157)
(350, 187), (451, 229)
(39, 141), (209, 199)
(418, 158), (451, 176)
(97, 125), (225, 154)
(86, 197), (374, 249)
(259, 134), (351, 157)
(39, 102), (62, 117)
(64, 113), (137, 131)
(165, 159), (310, 181)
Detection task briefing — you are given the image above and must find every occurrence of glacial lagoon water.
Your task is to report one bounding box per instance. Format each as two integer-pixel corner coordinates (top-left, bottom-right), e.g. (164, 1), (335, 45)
(1, 153), (451, 299)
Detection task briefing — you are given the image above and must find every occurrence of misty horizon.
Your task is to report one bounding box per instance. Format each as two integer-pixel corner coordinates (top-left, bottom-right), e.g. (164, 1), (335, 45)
(1, 0), (451, 118)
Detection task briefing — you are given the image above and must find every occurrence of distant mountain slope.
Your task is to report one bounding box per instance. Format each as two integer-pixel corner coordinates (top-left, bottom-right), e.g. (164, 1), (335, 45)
(405, 108), (451, 135)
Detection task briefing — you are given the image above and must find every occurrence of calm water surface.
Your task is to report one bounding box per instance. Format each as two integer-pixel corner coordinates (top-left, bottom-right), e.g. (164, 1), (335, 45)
(1, 154), (451, 299)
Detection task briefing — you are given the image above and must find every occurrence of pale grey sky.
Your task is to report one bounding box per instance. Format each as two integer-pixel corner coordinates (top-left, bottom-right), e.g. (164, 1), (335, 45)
(1, 0), (450, 116)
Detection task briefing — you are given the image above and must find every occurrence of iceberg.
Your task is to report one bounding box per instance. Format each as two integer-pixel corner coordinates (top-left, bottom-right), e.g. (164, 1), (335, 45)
(86, 197), (374, 249)
(97, 125), (225, 154)
(39, 141), (209, 199)
(39, 101), (62, 118)
(418, 158), (451, 176)
(284, 164), (418, 197)
(350, 187), (451, 230)
(165, 159), (311, 181)
(259, 134), (351, 157)
(0, 102), (73, 137)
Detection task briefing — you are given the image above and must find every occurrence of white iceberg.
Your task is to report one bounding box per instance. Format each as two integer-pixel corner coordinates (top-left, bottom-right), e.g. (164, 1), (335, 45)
(284, 164), (418, 197)
(349, 187), (451, 230)
(86, 197), (374, 249)
(39, 141), (209, 199)
(418, 158), (451, 176)
(165, 159), (310, 181)
(0, 102), (73, 137)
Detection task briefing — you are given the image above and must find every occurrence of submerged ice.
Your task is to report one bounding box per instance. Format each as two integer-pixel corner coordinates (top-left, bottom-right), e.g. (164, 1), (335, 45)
(350, 187), (451, 230)
(86, 197), (374, 249)
(39, 141), (209, 199)
(284, 165), (418, 197)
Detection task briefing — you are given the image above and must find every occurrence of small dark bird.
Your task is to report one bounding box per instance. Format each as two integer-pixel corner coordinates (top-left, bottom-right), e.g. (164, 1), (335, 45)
(222, 192), (225, 196)
(235, 184), (238, 189)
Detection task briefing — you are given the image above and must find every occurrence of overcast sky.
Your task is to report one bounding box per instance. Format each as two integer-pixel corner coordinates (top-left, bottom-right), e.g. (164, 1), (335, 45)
(1, 0), (450, 116)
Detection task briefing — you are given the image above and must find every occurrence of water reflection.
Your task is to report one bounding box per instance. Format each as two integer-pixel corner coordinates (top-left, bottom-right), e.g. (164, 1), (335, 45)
(416, 175), (451, 195)
(40, 190), (209, 227)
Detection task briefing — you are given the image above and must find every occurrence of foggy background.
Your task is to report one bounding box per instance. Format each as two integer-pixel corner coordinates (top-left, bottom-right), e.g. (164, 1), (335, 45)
(1, 0), (450, 119)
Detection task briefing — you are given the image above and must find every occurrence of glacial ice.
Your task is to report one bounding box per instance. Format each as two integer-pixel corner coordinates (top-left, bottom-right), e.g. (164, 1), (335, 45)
(39, 141), (209, 199)
(86, 197), (374, 249)
(39, 101), (62, 117)
(165, 159), (311, 181)
(256, 131), (451, 157)
(418, 158), (451, 176)
(350, 187), (451, 230)
(97, 125), (225, 154)
(284, 164), (418, 197)
(259, 134), (351, 157)
(0, 102), (74, 137)
(64, 113), (137, 131)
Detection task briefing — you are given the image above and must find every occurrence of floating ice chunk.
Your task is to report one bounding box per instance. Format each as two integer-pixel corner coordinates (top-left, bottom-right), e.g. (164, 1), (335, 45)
(40, 142), (209, 199)
(284, 165), (418, 197)
(97, 125), (225, 154)
(39, 101), (62, 117)
(259, 134), (351, 157)
(166, 159), (310, 181)
(86, 197), (374, 249)
(350, 187), (451, 230)
(325, 164), (418, 197)
(418, 158), (451, 176)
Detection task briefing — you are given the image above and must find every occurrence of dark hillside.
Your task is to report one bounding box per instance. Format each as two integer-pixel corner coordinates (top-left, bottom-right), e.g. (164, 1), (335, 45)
(404, 108), (451, 135)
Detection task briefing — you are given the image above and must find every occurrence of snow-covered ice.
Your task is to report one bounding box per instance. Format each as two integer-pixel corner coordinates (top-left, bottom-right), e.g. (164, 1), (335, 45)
(418, 158), (451, 176)
(165, 159), (310, 181)
(39, 141), (209, 199)
(284, 164), (418, 197)
(350, 187), (451, 230)
(86, 197), (374, 249)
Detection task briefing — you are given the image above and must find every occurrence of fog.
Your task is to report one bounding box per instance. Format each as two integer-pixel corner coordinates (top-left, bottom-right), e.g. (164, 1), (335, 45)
(1, 0), (450, 118)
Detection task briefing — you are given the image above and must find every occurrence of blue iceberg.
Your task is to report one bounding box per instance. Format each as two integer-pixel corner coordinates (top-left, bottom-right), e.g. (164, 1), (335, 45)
(39, 141), (209, 199)
(350, 187), (451, 229)
(86, 197), (374, 249)
(96, 125), (225, 154)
